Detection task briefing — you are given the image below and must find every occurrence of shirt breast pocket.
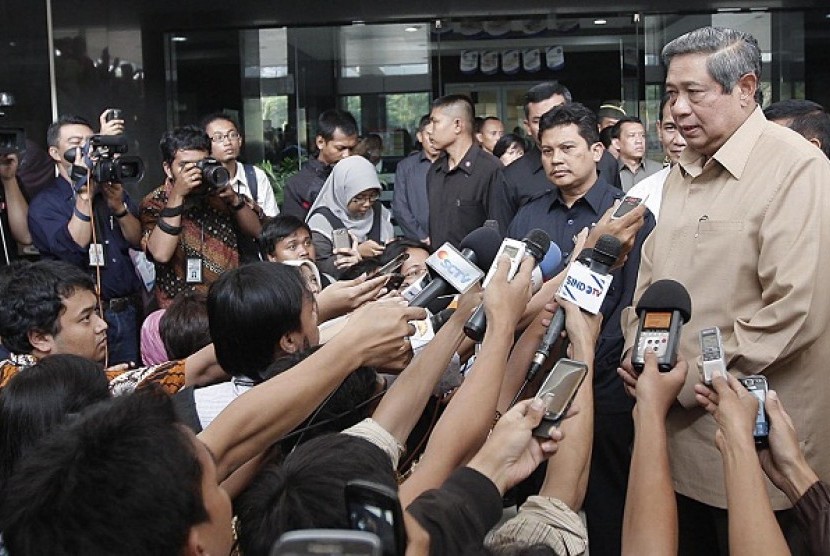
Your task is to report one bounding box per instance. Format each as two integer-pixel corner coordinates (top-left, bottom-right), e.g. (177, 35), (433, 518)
(456, 198), (485, 224)
(694, 219), (748, 281)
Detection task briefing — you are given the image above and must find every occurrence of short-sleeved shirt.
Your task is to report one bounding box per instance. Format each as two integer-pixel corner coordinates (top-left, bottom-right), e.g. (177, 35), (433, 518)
(140, 182), (240, 308)
(427, 144), (504, 248)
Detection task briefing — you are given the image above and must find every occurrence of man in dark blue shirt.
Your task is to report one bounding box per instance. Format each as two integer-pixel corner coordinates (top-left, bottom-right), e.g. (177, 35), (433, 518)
(28, 114), (143, 365)
(507, 103), (653, 556)
(392, 114), (439, 243)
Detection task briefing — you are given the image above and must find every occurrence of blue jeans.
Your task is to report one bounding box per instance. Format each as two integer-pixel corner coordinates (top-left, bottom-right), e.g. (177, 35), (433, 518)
(105, 304), (139, 366)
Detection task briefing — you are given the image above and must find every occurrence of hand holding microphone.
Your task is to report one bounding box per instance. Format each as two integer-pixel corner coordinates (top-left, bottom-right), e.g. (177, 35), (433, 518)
(463, 229), (553, 341)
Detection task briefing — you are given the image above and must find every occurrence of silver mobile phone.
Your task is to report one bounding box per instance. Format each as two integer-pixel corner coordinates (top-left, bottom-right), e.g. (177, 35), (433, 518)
(532, 358), (588, 438)
(270, 530), (381, 556)
(699, 326), (727, 385)
(332, 228), (351, 253)
(738, 375), (770, 447)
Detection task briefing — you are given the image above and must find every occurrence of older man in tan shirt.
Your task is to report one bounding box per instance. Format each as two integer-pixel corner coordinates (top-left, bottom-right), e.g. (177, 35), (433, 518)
(622, 27), (830, 554)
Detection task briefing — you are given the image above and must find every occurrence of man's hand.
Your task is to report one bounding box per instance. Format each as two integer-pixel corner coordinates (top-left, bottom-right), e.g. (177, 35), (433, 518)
(357, 239), (385, 259)
(694, 372), (758, 453)
(467, 398), (563, 494)
(757, 390), (819, 503)
(171, 162), (203, 199)
(316, 274), (389, 321)
(551, 297), (602, 360)
(98, 109), (125, 136)
(330, 300), (427, 369)
(483, 255), (534, 331)
(630, 351), (687, 418)
(452, 283), (484, 322)
(0, 153), (19, 182)
(585, 202), (647, 268)
(101, 181), (126, 212)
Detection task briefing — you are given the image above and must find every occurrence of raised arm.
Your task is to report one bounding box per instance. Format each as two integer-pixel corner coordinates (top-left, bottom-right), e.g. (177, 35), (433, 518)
(199, 301), (427, 482)
(371, 287), (481, 445)
(621, 352), (687, 556)
(400, 256), (533, 506)
(694, 373), (790, 556)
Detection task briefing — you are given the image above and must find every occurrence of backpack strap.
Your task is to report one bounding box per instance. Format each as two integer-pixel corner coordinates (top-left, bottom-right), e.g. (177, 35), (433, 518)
(242, 163), (258, 202)
(368, 200), (383, 243)
(308, 205), (346, 231)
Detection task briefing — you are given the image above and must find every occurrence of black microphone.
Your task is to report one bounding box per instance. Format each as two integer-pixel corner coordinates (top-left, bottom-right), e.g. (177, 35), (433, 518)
(463, 229), (551, 342)
(408, 227), (502, 308)
(526, 235), (622, 383)
(631, 279), (692, 372)
(429, 307), (456, 333)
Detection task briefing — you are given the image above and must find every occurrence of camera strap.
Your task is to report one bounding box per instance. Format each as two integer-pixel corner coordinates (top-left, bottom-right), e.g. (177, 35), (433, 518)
(185, 223), (204, 284)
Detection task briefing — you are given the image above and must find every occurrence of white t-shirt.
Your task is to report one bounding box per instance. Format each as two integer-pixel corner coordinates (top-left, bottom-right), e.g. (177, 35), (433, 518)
(230, 161), (280, 217)
(625, 165), (671, 221)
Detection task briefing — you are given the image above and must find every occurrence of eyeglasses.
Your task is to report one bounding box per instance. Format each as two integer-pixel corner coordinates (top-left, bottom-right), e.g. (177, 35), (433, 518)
(350, 192), (379, 205)
(210, 131), (241, 143)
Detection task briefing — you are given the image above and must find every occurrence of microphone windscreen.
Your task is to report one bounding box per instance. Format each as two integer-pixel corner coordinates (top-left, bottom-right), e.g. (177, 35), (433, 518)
(539, 242), (562, 280)
(524, 229), (551, 260)
(459, 226), (503, 269)
(635, 279), (692, 323)
(592, 235), (622, 268)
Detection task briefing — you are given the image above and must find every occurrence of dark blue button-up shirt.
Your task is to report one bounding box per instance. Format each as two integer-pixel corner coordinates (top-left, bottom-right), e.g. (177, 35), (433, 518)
(28, 176), (141, 300)
(508, 177), (655, 413)
(392, 150), (432, 241)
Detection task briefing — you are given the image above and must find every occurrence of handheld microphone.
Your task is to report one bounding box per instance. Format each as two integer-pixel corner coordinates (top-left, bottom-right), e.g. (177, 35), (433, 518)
(526, 235), (622, 384)
(463, 230), (551, 342)
(631, 279), (692, 372)
(530, 242), (563, 293)
(408, 227), (502, 308)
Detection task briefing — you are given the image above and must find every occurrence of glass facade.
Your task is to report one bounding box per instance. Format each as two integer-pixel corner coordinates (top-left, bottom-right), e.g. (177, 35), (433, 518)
(1, 3), (824, 197)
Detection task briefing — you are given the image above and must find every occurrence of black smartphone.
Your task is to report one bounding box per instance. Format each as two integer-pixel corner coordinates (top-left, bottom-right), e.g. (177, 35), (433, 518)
(270, 529), (381, 556)
(376, 252), (409, 275)
(345, 480), (405, 556)
(532, 358), (588, 438)
(611, 195), (645, 219)
(738, 375), (769, 447)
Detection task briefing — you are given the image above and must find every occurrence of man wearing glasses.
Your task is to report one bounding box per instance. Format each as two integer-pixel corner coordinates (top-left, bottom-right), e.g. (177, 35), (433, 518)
(202, 113), (279, 218)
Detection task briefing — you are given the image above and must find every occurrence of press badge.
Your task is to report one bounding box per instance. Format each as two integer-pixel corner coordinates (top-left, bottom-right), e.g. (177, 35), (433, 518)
(89, 244), (105, 267)
(186, 257), (203, 284)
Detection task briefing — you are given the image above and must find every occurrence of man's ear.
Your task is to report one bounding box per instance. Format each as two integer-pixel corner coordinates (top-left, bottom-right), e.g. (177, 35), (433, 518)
(737, 72), (758, 107)
(591, 142), (604, 163)
(315, 134), (326, 152)
(48, 145), (63, 164)
(809, 137), (822, 151)
(183, 527), (204, 556)
(28, 328), (55, 356)
(162, 161), (174, 181)
(522, 119), (532, 136)
(611, 137), (621, 152)
(279, 330), (303, 355)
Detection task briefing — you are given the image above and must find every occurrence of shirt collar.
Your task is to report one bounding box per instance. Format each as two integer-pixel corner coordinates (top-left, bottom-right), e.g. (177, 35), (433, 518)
(230, 161), (247, 186)
(678, 105), (765, 180)
(550, 177), (609, 215)
(437, 143), (480, 176)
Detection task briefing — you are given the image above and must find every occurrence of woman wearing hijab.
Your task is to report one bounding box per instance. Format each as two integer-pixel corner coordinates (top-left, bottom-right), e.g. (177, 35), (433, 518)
(306, 155), (394, 279)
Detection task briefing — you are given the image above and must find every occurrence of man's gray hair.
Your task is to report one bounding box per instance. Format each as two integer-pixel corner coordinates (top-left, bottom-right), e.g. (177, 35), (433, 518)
(662, 26), (761, 94)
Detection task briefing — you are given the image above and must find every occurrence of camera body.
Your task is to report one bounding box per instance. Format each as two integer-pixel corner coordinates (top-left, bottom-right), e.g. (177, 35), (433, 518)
(0, 127), (26, 156)
(193, 158), (230, 194)
(64, 134), (144, 185)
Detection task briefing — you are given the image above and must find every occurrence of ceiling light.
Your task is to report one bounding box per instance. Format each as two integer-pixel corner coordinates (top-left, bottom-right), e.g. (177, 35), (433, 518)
(405, 26), (420, 32)
(171, 36), (187, 42)
(716, 7), (741, 12)
(594, 19), (607, 25)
